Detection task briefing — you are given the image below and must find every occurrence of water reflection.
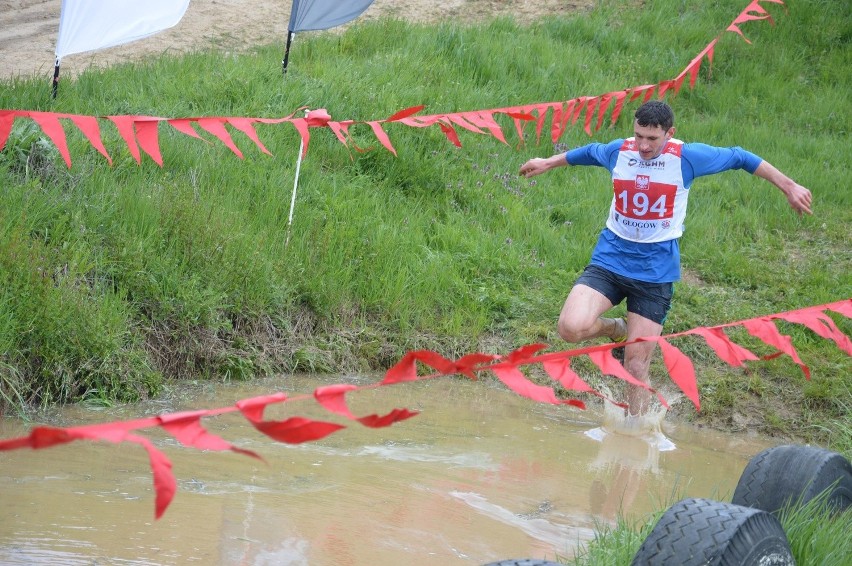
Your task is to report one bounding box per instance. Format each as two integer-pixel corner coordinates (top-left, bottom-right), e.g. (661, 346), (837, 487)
(0, 373), (777, 565)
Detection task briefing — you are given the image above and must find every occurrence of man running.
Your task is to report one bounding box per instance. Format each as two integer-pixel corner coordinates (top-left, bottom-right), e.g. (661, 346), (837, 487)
(518, 101), (812, 415)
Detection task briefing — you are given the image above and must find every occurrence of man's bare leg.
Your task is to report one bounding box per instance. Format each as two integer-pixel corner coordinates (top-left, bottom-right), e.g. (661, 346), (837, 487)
(558, 284), (626, 343)
(622, 311), (663, 416)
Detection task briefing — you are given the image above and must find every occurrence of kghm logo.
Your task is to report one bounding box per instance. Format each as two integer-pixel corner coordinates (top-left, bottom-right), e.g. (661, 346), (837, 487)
(636, 175), (650, 190)
(627, 158), (665, 169)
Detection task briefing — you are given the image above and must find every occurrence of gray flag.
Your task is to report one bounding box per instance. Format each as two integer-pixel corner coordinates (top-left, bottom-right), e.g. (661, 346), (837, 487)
(289, 0), (375, 32)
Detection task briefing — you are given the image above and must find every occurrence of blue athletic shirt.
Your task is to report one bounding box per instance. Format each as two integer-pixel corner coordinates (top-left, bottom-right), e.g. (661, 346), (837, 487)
(565, 140), (763, 283)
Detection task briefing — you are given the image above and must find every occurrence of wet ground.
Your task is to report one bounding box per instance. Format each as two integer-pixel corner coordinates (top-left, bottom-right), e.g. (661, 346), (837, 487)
(0, 373), (778, 565)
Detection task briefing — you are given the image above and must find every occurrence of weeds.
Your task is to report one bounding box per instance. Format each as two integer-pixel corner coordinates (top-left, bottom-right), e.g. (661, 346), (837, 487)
(0, 0), (848, 445)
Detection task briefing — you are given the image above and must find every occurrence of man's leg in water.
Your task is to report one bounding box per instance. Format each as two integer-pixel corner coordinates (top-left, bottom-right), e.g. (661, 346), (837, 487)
(623, 312), (663, 416)
(557, 284), (626, 343)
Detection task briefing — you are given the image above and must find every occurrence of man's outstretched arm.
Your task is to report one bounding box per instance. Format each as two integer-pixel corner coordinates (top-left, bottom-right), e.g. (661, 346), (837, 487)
(519, 154), (569, 178)
(754, 161), (813, 215)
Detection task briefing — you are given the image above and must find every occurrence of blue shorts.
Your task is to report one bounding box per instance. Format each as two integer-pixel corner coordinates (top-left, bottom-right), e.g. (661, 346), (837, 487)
(574, 265), (673, 325)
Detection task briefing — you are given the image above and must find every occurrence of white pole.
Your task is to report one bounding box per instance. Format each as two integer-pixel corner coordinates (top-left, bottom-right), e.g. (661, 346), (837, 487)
(284, 111), (307, 248)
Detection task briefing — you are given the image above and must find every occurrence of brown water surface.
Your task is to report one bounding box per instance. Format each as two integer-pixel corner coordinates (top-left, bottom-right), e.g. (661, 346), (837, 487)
(0, 373), (778, 565)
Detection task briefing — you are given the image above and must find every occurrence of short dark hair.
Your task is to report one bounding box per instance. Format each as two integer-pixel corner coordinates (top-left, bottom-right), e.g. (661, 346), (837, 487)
(634, 101), (674, 131)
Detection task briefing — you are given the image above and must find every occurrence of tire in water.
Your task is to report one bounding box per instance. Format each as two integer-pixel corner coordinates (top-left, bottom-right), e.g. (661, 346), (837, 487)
(732, 444), (852, 514)
(630, 497), (794, 566)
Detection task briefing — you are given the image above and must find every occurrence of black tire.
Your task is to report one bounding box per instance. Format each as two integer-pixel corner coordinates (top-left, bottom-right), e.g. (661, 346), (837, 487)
(732, 444), (852, 515)
(481, 561), (563, 566)
(630, 498), (793, 566)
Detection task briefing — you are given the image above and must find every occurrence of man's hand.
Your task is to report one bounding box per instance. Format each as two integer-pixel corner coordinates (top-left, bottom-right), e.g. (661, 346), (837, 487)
(519, 154), (567, 178)
(785, 182), (813, 215)
(754, 161), (813, 216)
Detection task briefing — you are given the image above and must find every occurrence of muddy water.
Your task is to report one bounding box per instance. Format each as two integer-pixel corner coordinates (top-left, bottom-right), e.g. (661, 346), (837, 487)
(0, 373), (777, 565)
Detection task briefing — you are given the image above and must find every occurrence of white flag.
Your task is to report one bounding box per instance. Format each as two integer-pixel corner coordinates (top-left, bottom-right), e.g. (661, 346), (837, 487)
(56, 0), (191, 61)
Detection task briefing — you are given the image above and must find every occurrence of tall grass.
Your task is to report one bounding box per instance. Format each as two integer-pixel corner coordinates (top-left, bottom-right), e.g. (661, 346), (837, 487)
(567, 489), (852, 566)
(0, 0), (849, 446)
(781, 490), (852, 565)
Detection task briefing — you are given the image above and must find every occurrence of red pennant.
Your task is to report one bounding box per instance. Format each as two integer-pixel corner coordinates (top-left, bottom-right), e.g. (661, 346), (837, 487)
(159, 411), (262, 459)
(676, 39), (717, 91)
(29, 111), (72, 168)
(741, 318), (810, 378)
(197, 118), (242, 158)
(382, 350), (459, 384)
(827, 299), (852, 318)
(251, 417), (346, 444)
(326, 120), (352, 146)
(609, 91), (629, 125)
(134, 119), (163, 165)
(654, 337), (700, 409)
(314, 384), (418, 427)
(398, 114), (441, 128)
(69, 115), (112, 164)
(550, 104), (564, 142)
(571, 97), (587, 124)
(386, 105), (425, 122)
(465, 111), (508, 145)
(775, 308), (852, 355)
(30, 425), (83, 448)
(690, 326), (759, 367)
(0, 110), (16, 151)
(108, 115), (142, 163)
(587, 350), (669, 408)
(657, 80), (676, 99)
(504, 343), (549, 364)
(629, 85), (656, 102)
(357, 408), (420, 428)
(314, 384), (359, 418)
(727, 0), (777, 43)
(127, 434), (176, 519)
(305, 108), (331, 127)
(235, 392), (289, 422)
(168, 118), (203, 139)
(454, 353), (499, 379)
(447, 113), (486, 135)
(583, 97), (600, 136)
(367, 121), (397, 155)
(227, 118), (272, 155)
(289, 117), (311, 158)
(595, 94), (614, 132)
(534, 105), (549, 142)
(560, 99), (576, 134)
(541, 357), (599, 396)
(488, 363), (570, 405)
(438, 121), (462, 147)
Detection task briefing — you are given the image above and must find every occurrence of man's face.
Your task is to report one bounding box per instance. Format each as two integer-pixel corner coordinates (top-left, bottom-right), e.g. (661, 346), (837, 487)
(633, 121), (675, 160)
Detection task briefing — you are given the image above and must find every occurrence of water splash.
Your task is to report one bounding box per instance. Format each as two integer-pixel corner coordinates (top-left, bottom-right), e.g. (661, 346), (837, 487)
(584, 385), (678, 454)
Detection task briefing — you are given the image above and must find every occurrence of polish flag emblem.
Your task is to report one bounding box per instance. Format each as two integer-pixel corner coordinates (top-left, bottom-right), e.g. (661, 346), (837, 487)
(636, 175), (650, 190)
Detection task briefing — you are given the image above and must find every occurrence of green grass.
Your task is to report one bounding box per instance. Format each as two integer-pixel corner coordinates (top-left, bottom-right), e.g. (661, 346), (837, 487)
(566, 489), (852, 566)
(0, 0), (849, 450)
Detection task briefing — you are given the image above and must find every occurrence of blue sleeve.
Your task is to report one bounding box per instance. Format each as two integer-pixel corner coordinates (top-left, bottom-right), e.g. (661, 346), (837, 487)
(565, 139), (623, 172)
(681, 143), (763, 187)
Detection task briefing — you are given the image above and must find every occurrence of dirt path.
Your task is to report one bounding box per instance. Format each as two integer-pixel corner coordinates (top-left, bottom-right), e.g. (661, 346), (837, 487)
(0, 0), (591, 80)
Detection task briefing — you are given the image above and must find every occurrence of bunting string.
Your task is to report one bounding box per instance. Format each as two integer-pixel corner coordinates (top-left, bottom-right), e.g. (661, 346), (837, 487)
(0, 298), (848, 519)
(0, 0), (786, 169)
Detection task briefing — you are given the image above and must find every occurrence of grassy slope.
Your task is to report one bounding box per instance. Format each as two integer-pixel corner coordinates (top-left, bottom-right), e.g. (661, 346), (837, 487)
(0, 0), (849, 448)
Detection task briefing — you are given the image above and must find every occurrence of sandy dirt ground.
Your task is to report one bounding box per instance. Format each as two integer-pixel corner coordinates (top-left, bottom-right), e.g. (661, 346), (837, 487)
(0, 0), (591, 80)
